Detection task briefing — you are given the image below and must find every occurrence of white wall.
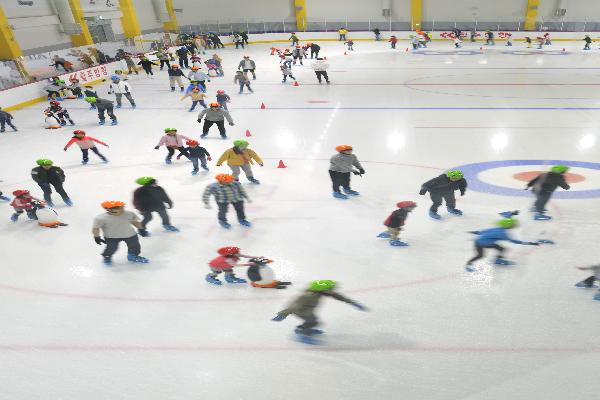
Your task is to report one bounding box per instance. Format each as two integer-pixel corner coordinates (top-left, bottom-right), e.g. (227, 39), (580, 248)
(173, 0), (294, 24)
(537, 0), (596, 20)
(132, 0), (164, 33)
(422, 0), (523, 22)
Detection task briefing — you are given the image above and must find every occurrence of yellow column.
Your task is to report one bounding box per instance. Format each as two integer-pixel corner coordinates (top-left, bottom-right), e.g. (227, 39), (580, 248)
(163, 0), (178, 31)
(68, 0), (94, 46)
(119, 0), (141, 38)
(294, 0), (306, 31)
(524, 0), (540, 31)
(411, 0), (422, 31)
(0, 5), (22, 59)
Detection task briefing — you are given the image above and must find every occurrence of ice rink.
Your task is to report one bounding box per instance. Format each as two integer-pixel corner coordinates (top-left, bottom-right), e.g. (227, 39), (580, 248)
(1, 39), (600, 399)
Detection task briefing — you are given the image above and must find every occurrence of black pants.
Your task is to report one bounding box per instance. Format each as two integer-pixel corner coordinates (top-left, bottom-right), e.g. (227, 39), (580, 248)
(0, 118), (16, 131)
(310, 49), (319, 58)
(297, 313), (319, 334)
(581, 276), (598, 285)
(71, 87), (82, 97)
(166, 146), (190, 160)
(140, 207), (170, 228)
(429, 191), (456, 212)
(534, 190), (552, 213)
(329, 170), (351, 192)
(467, 244), (504, 265)
(159, 59), (170, 69)
(243, 68), (256, 79)
(102, 235), (141, 257)
(82, 147), (107, 162)
(38, 182), (70, 203)
(57, 111), (73, 124)
(391, 42), (396, 49)
(315, 71), (329, 83)
(201, 120), (226, 137)
(214, 41), (224, 48)
(178, 57), (188, 68)
(97, 104), (116, 122)
(339, 34), (346, 41)
(293, 56), (303, 65)
(217, 201), (245, 222)
(235, 42), (244, 49)
(282, 74), (295, 82)
(191, 156), (207, 170)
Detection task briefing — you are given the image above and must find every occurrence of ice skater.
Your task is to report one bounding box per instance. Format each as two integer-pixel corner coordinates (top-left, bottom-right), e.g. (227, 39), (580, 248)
(137, 56), (159, 77)
(133, 176), (178, 233)
(216, 140), (263, 184)
(292, 45), (306, 65)
(167, 64), (186, 92)
(234, 71), (253, 94)
(202, 173), (251, 229)
(280, 64), (296, 83)
(0, 107), (17, 132)
(525, 165), (570, 220)
(329, 145), (365, 199)
(205, 246), (254, 285)
(583, 35), (592, 50)
(344, 39), (354, 51)
(63, 129), (109, 164)
(575, 265), (600, 301)
(9, 190), (44, 223)
(31, 159), (72, 207)
(154, 128), (191, 164)
(377, 201), (417, 246)
(216, 90), (231, 110)
(108, 75), (136, 108)
(84, 96), (118, 125)
(271, 280), (367, 344)
(465, 218), (540, 271)
(44, 100), (74, 126)
(198, 102), (235, 139)
(181, 87), (207, 111)
(184, 139), (211, 175)
(238, 55), (256, 79)
(419, 170), (467, 220)
(311, 57), (330, 84)
(93, 201), (149, 265)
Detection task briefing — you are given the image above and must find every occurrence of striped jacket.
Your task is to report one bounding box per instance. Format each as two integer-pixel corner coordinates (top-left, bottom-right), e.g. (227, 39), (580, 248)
(202, 182), (249, 205)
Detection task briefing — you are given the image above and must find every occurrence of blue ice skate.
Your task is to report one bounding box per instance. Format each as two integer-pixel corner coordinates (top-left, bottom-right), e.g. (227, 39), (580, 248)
(494, 258), (515, 266)
(225, 274), (247, 283)
(81, 160), (88, 165)
(0, 195), (10, 201)
(447, 207), (463, 216)
(116, 104), (122, 108)
(59, 121), (66, 126)
(163, 224), (179, 232)
(191, 170), (199, 175)
(165, 159), (172, 165)
(64, 199), (73, 207)
(248, 177), (260, 184)
(239, 220), (252, 228)
(205, 275), (222, 285)
(295, 328), (323, 335)
(201, 165), (209, 171)
(127, 254), (149, 263)
(429, 210), (441, 220)
(99, 120), (105, 125)
(103, 256), (112, 266)
(593, 293), (600, 301)
(465, 264), (476, 272)
(343, 188), (360, 196)
(111, 120), (118, 126)
(131, 104), (136, 109)
(534, 213), (552, 221)
(10, 214), (18, 222)
(377, 231), (391, 238)
(389, 240), (409, 247)
(219, 220), (232, 229)
(537, 239), (555, 245)
(575, 281), (599, 289)
(333, 192), (348, 200)
(294, 333), (321, 345)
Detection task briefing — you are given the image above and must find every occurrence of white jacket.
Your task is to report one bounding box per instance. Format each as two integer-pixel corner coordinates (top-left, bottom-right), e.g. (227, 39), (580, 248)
(311, 60), (329, 71)
(109, 81), (132, 94)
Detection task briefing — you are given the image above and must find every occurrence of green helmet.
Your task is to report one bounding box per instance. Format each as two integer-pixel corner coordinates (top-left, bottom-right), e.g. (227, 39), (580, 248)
(135, 176), (156, 185)
(84, 96), (97, 103)
(497, 218), (518, 229)
(551, 165), (569, 174)
(446, 170), (464, 181)
(164, 127), (177, 133)
(308, 280), (337, 292)
(233, 140), (249, 147)
(36, 159), (53, 166)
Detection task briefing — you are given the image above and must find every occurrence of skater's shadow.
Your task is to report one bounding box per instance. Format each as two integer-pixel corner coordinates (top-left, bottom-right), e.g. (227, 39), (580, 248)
(326, 331), (417, 350)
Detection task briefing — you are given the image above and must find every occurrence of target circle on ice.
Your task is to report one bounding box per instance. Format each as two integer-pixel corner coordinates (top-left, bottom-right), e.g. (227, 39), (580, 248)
(451, 160), (600, 198)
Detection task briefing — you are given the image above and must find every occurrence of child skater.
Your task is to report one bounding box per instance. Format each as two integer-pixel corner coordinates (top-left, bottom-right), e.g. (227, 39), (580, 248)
(344, 39), (354, 51)
(377, 201), (417, 246)
(184, 139), (211, 175)
(216, 90), (231, 110)
(63, 129), (109, 164)
(206, 246), (253, 285)
(181, 87), (208, 112)
(280, 64), (296, 83)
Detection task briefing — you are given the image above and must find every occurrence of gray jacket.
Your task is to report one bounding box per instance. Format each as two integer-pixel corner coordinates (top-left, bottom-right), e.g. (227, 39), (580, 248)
(329, 153), (364, 173)
(188, 70), (210, 81)
(197, 108), (233, 124)
(238, 59), (256, 70)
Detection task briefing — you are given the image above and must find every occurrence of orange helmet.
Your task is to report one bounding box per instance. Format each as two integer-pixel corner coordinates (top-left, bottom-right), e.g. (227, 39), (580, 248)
(335, 145), (353, 152)
(191, 66), (200, 71)
(215, 174), (234, 183)
(101, 200), (125, 209)
(209, 102), (220, 108)
(217, 246), (240, 256)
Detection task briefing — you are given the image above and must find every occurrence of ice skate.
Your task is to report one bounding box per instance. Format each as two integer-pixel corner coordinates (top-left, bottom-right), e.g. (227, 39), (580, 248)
(494, 258), (515, 266)
(447, 207), (463, 216)
(343, 188), (360, 196)
(534, 213), (552, 221)
(201, 165), (209, 171)
(465, 264), (476, 272)
(163, 224), (179, 232)
(429, 210), (441, 220)
(205, 275), (222, 285)
(81, 160), (88, 165)
(64, 199), (73, 207)
(575, 281), (598, 289)
(389, 240), (409, 247)
(593, 293), (600, 301)
(377, 232), (391, 238)
(219, 220), (231, 229)
(294, 333), (322, 345)
(225, 274), (247, 284)
(239, 220), (252, 228)
(333, 192), (348, 199)
(0, 195), (10, 201)
(99, 120), (105, 125)
(248, 177), (260, 184)
(102, 256), (112, 266)
(191, 169), (199, 175)
(127, 254), (149, 263)
(295, 328), (323, 335)
(111, 120), (118, 126)
(165, 159), (172, 165)
(10, 214), (18, 222)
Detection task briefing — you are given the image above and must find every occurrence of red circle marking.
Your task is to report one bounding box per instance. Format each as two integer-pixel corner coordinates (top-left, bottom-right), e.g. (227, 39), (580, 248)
(513, 171), (586, 183)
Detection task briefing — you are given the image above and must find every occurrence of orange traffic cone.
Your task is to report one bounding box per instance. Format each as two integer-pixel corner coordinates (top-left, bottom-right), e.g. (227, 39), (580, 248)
(323, 56), (327, 60)
(293, 81), (299, 86)
(405, 48), (409, 52)
(344, 51), (347, 55)
(479, 46), (483, 50)
(562, 48), (566, 51)
(245, 129), (252, 137)
(260, 103), (266, 109)
(277, 160), (287, 168)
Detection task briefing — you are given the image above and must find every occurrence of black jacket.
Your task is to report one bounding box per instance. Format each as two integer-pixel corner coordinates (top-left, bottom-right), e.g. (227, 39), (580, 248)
(137, 60), (158, 68)
(185, 146), (210, 158)
(176, 48), (189, 58)
(527, 172), (570, 193)
(384, 208), (408, 228)
(31, 166), (65, 184)
(133, 185), (172, 211)
(83, 89), (98, 98)
(168, 68), (185, 77)
(0, 110), (13, 121)
(310, 43), (320, 52)
(421, 174), (467, 194)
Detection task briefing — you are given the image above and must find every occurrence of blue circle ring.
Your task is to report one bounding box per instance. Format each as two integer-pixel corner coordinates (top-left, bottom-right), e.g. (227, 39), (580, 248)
(450, 159), (600, 199)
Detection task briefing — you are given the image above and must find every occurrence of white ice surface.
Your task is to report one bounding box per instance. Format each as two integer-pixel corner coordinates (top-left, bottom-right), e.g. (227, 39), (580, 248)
(1, 40), (600, 400)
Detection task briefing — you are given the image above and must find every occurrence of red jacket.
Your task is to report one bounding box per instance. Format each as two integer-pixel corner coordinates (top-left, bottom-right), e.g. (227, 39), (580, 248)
(208, 255), (239, 270)
(64, 136), (107, 150)
(11, 195), (44, 210)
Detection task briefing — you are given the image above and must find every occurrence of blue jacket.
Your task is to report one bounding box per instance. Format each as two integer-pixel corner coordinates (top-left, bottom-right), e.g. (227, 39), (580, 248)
(473, 228), (523, 246)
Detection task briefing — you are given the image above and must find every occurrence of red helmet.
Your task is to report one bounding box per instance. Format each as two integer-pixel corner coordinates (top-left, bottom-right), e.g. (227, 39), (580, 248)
(186, 139), (199, 146)
(218, 246), (240, 256)
(217, 90), (225, 94)
(396, 201), (417, 209)
(12, 189), (30, 197)
(73, 129), (85, 136)
(49, 100), (60, 106)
